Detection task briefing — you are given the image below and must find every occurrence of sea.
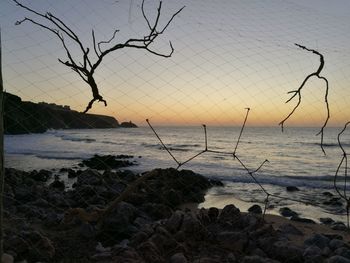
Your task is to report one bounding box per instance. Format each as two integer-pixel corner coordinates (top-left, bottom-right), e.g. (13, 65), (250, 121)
(5, 126), (350, 223)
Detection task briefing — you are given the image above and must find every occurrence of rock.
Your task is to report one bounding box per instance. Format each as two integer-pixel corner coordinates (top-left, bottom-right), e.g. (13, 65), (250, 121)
(67, 169), (77, 178)
(5, 235), (29, 256)
(180, 212), (206, 240)
(76, 169), (102, 186)
(30, 198), (49, 208)
(1, 253), (14, 263)
(115, 170), (139, 182)
(79, 223), (95, 238)
(208, 207), (219, 222)
(336, 247), (350, 259)
(217, 231), (248, 252)
(278, 223), (303, 236)
(137, 241), (164, 263)
(279, 207), (298, 218)
(149, 227), (178, 254)
(323, 191), (334, 197)
(165, 188), (182, 207)
(251, 248), (268, 258)
(49, 179), (65, 191)
(320, 217), (335, 225)
(290, 216), (316, 224)
(331, 222), (348, 231)
(328, 255), (350, 263)
(242, 255), (279, 263)
(192, 258), (221, 263)
(226, 253), (236, 263)
(241, 213), (262, 230)
(251, 225), (276, 240)
(43, 212), (64, 227)
(270, 241), (303, 262)
(120, 121), (138, 128)
(219, 204), (240, 223)
(304, 234), (330, 249)
(91, 251), (112, 260)
(209, 178), (224, 187)
(81, 154), (135, 170)
(96, 242), (111, 253)
(330, 239), (346, 250)
(303, 245), (322, 258)
(323, 246), (332, 257)
(286, 186), (300, 192)
(20, 231), (55, 261)
(142, 203), (173, 220)
(17, 204), (44, 219)
(323, 197), (343, 206)
(256, 236), (279, 255)
(197, 208), (211, 225)
(248, 204), (263, 214)
(130, 231), (149, 246)
(324, 234), (343, 240)
(14, 186), (33, 201)
(31, 169), (51, 182)
(165, 210), (185, 233)
(133, 216), (152, 229)
(103, 201), (139, 237)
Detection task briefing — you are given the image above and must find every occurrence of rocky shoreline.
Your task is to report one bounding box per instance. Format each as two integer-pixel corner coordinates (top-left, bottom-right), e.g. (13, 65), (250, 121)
(3, 156), (350, 262)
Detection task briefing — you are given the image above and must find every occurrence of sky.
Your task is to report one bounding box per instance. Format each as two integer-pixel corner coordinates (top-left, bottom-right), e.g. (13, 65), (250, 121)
(1, 0), (350, 127)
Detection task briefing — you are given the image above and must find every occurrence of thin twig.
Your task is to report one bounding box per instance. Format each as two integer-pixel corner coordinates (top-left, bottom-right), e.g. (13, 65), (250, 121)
(146, 119), (180, 166)
(233, 107), (250, 156)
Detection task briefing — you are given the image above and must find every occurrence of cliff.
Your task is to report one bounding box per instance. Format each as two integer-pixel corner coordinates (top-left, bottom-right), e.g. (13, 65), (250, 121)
(4, 92), (137, 134)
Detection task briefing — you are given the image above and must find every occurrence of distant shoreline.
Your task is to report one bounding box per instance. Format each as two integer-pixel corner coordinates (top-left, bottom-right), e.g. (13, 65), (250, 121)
(4, 92), (137, 134)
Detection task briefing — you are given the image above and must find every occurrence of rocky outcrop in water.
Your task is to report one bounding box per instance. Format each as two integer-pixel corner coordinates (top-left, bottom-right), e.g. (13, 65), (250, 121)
(4, 92), (137, 134)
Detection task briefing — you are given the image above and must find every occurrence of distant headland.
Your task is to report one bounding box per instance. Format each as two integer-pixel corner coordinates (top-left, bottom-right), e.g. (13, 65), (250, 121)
(4, 92), (137, 134)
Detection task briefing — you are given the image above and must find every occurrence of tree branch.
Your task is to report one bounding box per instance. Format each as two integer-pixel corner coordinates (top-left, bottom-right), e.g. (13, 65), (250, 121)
(279, 43), (330, 154)
(13, 0), (184, 113)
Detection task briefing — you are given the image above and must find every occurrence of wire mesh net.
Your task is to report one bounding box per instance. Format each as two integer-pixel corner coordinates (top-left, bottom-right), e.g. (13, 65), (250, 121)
(1, 0), (350, 262)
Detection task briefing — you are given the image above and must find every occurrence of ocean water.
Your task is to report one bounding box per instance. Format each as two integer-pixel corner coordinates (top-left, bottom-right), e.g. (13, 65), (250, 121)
(5, 126), (350, 222)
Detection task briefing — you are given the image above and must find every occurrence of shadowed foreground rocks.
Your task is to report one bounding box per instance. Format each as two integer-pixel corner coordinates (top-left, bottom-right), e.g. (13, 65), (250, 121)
(3, 167), (221, 262)
(3, 167), (350, 262)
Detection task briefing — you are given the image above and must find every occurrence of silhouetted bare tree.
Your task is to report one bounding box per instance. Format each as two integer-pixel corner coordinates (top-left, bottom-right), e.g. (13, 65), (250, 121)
(13, 0), (184, 113)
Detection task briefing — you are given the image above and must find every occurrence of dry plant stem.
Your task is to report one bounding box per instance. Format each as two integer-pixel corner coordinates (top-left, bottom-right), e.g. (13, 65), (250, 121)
(147, 112), (320, 216)
(13, 0), (184, 113)
(334, 122), (350, 199)
(279, 43), (330, 154)
(146, 119), (180, 166)
(334, 121), (350, 228)
(233, 107), (250, 157)
(146, 119), (208, 169)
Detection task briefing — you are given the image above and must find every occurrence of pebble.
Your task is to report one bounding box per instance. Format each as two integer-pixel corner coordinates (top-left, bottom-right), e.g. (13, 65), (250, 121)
(279, 207), (298, 218)
(304, 234), (330, 249)
(248, 204), (263, 214)
(328, 255), (350, 263)
(286, 186), (300, 192)
(170, 253), (188, 263)
(1, 254), (14, 263)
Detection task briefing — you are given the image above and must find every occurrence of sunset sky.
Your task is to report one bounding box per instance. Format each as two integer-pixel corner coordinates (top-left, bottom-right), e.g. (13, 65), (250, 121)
(1, 0), (350, 127)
